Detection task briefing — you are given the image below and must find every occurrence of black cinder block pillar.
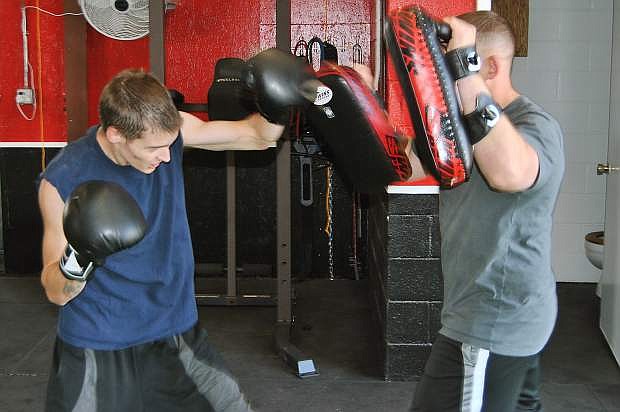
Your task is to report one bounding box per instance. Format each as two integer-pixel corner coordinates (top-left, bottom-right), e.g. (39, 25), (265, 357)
(367, 184), (442, 381)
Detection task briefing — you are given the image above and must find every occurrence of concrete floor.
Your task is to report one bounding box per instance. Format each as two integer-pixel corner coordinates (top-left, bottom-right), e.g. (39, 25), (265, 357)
(0, 276), (619, 412)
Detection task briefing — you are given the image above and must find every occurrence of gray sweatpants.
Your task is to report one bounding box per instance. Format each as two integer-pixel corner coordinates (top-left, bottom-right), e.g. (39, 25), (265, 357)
(45, 324), (253, 412)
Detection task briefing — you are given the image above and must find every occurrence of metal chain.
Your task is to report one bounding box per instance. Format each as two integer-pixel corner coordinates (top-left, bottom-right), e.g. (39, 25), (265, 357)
(327, 165), (335, 280)
(322, 164), (335, 280)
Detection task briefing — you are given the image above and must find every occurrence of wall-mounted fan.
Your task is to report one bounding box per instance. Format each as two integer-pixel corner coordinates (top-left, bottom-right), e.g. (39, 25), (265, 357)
(78, 0), (150, 41)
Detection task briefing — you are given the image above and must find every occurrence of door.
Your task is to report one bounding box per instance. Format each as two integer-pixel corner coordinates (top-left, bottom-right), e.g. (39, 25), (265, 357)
(601, 1), (620, 366)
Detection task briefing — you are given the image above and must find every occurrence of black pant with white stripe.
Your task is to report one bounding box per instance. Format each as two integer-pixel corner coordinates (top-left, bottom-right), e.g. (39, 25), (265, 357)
(45, 323), (253, 412)
(410, 334), (543, 412)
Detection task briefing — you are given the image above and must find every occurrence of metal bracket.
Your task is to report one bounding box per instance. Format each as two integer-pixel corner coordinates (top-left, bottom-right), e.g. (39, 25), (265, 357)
(274, 322), (319, 378)
(597, 163), (620, 175)
(293, 141), (321, 207)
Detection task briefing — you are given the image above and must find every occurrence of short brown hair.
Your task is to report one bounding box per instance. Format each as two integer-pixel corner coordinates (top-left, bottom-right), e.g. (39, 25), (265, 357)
(98, 69), (182, 140)
(458, 11), (516, 59)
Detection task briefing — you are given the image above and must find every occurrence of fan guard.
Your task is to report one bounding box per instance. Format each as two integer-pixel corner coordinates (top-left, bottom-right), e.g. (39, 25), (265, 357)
(79, 0), (149, 41)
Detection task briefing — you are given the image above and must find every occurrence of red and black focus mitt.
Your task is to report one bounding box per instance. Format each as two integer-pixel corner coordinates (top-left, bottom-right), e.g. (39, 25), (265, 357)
(384, 5), (473, 189)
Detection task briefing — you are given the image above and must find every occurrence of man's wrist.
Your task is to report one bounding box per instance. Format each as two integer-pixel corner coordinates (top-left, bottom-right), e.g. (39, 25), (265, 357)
(445, 46), (480, 81)
(59, 244), (95, 282)
(463, 93), (502, 144)
(455, 73), (486, 114)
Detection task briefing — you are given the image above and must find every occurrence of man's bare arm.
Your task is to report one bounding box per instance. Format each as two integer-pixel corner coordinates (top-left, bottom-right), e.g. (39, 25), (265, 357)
(39, 179), (86, 305)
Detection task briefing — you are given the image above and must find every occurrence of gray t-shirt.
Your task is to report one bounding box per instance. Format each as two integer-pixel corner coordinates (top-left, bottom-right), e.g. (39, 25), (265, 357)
(439, 95), (565, 356)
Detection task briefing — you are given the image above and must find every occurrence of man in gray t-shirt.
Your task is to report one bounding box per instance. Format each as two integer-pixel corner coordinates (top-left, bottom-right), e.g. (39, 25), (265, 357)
(411, 11), (564, 412)
(441, 94), (564, 357)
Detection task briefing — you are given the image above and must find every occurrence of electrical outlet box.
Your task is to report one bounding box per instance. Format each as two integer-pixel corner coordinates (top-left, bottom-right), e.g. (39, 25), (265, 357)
(15, 88), (34, 105)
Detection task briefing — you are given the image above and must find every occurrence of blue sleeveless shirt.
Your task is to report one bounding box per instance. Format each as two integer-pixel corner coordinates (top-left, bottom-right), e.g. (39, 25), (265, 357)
(41, 126), (198, 350)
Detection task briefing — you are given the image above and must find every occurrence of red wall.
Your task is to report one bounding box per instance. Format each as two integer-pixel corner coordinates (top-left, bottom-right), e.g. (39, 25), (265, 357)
(85, 35), (149, 128)
(0, 0), (474, 144)
(0, 0), (264, 143)
(86, 1), (265, 125)
(0, 1), (67, 143)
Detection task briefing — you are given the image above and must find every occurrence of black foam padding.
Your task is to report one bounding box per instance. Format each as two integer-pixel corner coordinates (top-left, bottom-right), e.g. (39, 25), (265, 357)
(323, 41), (339, 64)
(168, 89), (185, 109)
(207, 58), (255, 121)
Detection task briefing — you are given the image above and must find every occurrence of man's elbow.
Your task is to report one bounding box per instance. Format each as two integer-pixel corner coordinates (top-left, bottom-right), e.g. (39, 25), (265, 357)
(488, 177), (529, 193)
(42, 283), (70, 306)
(485, 150), (539, 193)
(43, 288), (70, 306)
(486, 165), (538, 193)
(41, 275), (70, 306)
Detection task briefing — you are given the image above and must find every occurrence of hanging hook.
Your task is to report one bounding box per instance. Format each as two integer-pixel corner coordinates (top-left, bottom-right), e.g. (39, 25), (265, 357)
(307, 36), (326, 71)
(293, 35), (309, 62)
(352, 35), (363, 65)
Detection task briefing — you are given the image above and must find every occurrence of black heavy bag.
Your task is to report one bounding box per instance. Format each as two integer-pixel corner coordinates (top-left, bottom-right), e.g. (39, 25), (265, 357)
(306, 62), (412, 193)
(207, 58), (255, 121)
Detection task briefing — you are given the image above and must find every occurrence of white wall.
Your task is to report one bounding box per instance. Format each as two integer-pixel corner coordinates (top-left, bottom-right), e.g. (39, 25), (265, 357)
(510, 0), (614, 282)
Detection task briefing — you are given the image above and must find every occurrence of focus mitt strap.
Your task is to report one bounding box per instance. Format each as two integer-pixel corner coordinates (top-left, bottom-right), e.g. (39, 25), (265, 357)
(464, 93), (502, 145)
(445, 46), (481, 81)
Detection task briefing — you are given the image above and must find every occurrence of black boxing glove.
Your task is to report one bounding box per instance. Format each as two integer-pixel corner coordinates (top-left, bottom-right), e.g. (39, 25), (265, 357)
(59, 181), (148, 281)
(244, 48), (322, 124)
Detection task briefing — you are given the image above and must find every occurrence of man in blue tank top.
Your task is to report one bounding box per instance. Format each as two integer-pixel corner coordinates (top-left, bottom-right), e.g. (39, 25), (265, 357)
(38, 62), (315, 412)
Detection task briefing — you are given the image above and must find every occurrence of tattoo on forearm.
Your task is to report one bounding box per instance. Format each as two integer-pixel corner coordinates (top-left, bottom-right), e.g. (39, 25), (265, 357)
(62, 280), (82, 298)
